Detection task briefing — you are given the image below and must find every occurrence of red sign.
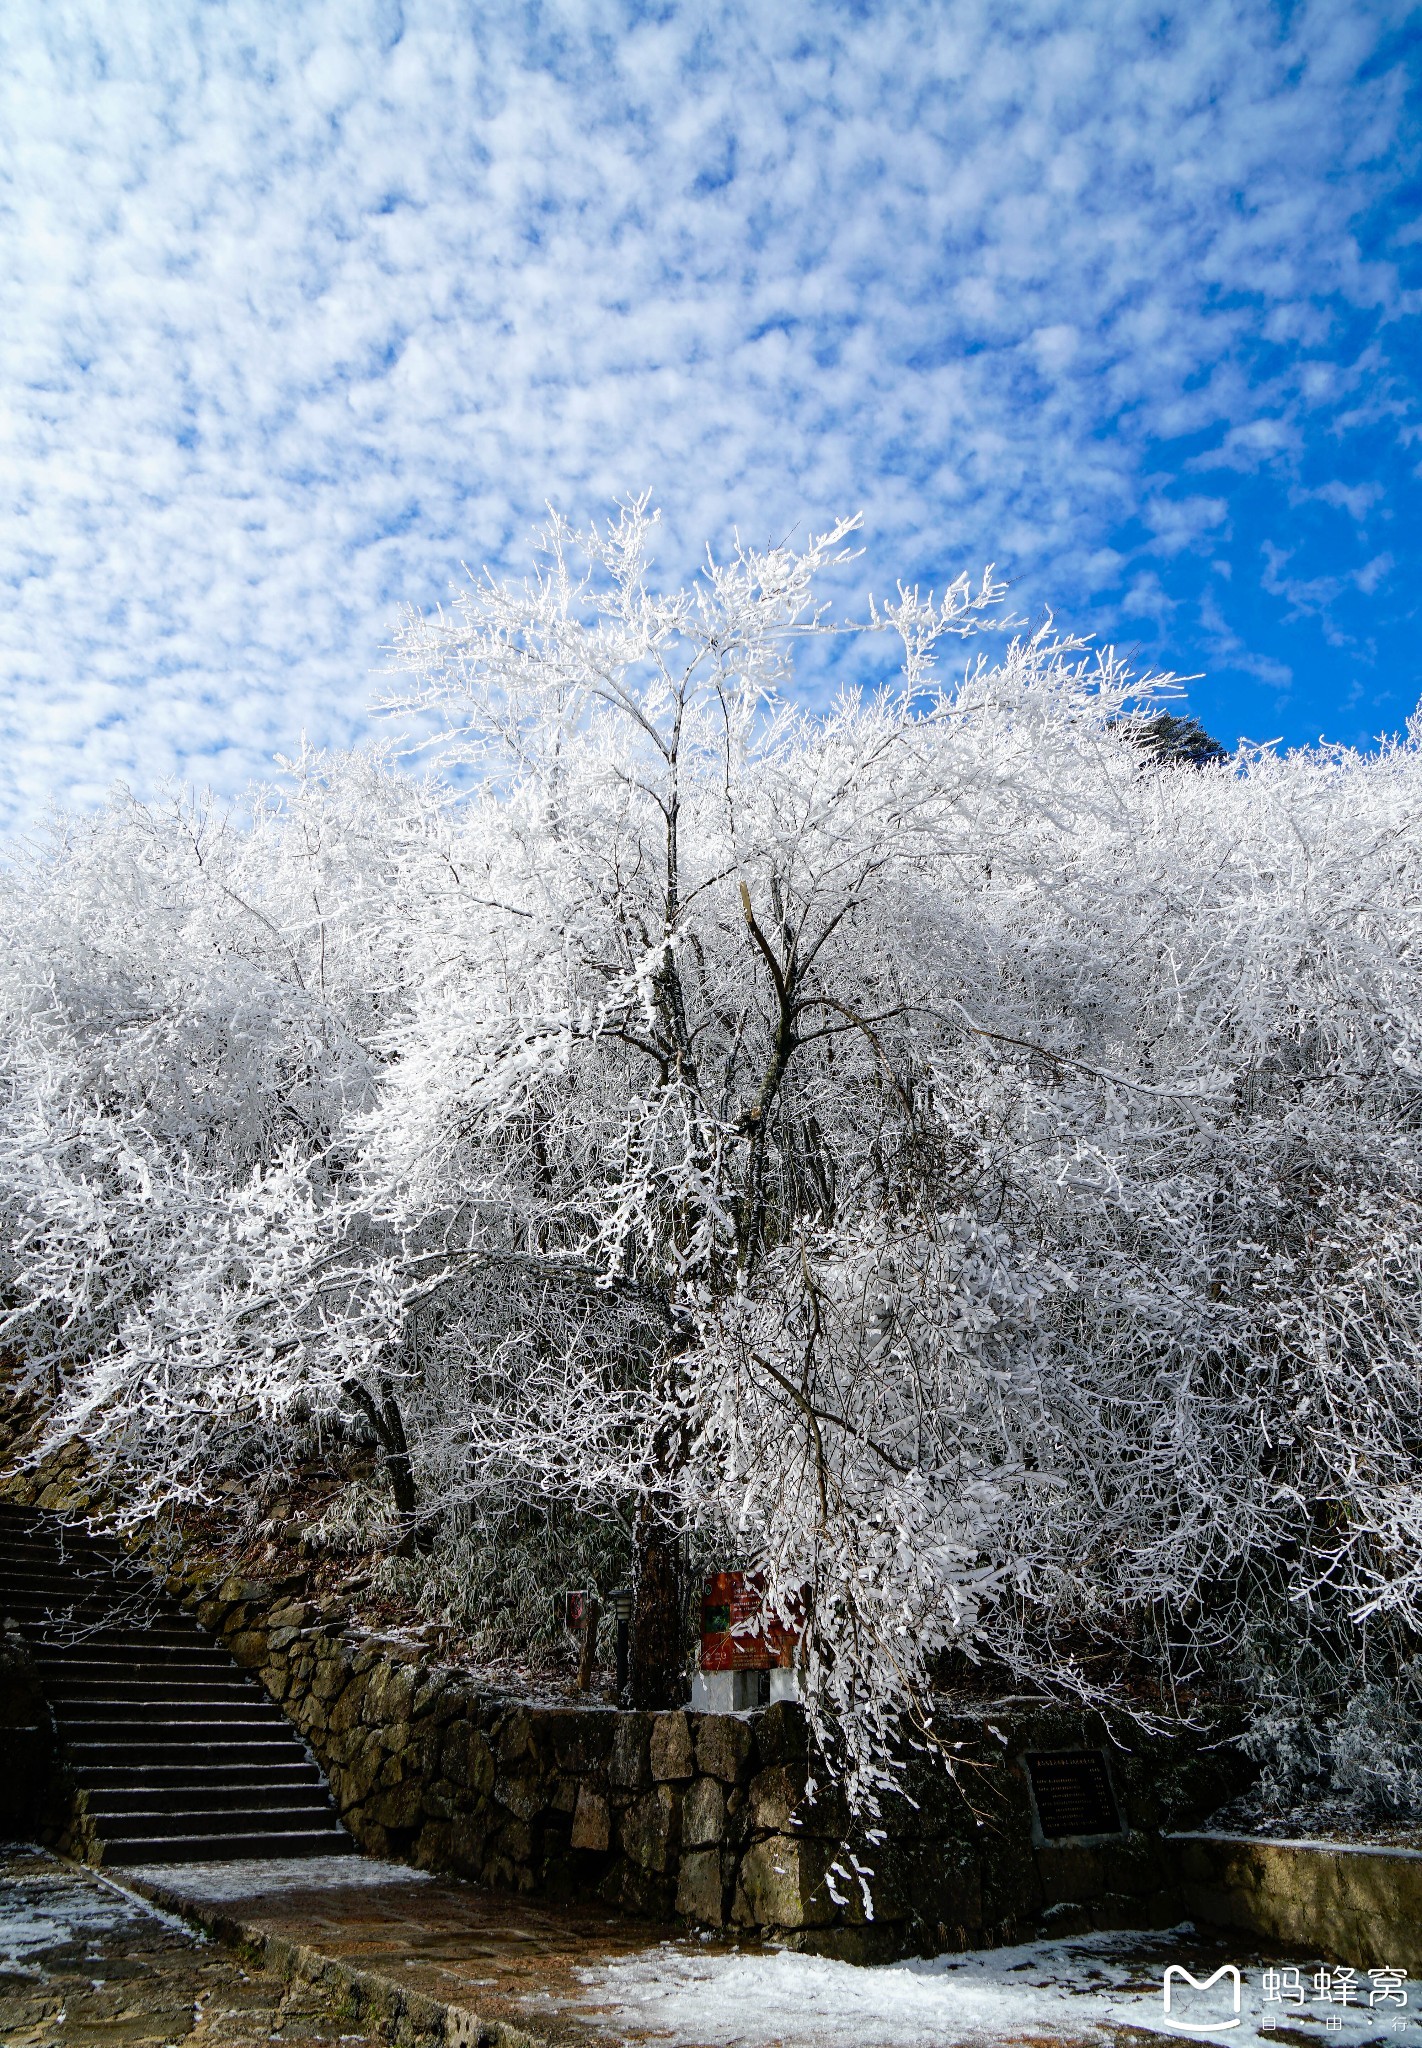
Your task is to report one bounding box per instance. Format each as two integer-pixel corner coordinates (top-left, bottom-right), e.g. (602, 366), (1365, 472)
(560, 1589), (594, 1633)
(699, 1571), (800, 1672)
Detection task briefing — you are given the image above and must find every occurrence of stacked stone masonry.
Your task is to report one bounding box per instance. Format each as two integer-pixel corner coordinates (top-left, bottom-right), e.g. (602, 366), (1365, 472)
(6, 1456), (1412, 1970)
(175, 1570), (1241, 1960)
(0, 1455), (1242, 1957)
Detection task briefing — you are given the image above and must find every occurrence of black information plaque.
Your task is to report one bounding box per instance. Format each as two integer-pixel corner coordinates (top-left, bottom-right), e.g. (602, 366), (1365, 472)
(1024, 1750), (1122, 1840)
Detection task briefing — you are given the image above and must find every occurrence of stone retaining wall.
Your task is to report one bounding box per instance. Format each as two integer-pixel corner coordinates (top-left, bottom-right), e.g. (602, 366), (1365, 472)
(173, 1569), (1243, 1958)
(0, 1443), (1246, 1957)
(1174, 1833), (1422, 1973)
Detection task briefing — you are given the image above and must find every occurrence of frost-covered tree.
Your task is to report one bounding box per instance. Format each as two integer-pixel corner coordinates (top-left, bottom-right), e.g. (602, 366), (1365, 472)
(0, 753), (426, 1503)
(5, 502), (1422, 1825)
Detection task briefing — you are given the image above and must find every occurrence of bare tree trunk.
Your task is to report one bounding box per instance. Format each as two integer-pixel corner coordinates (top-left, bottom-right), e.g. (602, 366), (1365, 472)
(577, 1593), (601, 1693)
(344, 1374), (434, 1552)
(630, 1510), (683, 1708)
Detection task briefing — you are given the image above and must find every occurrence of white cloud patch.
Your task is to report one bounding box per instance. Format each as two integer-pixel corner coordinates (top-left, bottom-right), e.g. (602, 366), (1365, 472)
(1144, 496), (1231, 557)
(1199, 588), (1294, 699)
(1305, 480), (1385, 521)
(0, 0), (1417, 824)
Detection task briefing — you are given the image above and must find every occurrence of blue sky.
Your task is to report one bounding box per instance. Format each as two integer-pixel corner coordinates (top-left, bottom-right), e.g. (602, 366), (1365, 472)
(1, 2), (1419, 828)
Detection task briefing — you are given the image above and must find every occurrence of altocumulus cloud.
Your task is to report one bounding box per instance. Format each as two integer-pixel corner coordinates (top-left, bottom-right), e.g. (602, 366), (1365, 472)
(0, 1), (1418, 827)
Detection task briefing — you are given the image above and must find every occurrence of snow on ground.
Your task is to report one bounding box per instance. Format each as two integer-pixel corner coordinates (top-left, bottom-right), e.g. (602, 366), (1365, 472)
(122, 1852), (432, 1901)
(0, 1849), (184, 1971)
(578, 1927), (1412, 2048)
(0, 1877), (149, 1968)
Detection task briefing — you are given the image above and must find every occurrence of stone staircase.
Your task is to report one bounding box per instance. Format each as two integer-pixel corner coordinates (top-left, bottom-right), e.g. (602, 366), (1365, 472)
(0, 1500), (352, 1864)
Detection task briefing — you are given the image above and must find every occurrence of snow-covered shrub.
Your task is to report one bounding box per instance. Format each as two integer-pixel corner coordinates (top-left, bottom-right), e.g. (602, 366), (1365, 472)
(1240, 1665), (1422, 1828)
(1329, 1679), (1422, 1818)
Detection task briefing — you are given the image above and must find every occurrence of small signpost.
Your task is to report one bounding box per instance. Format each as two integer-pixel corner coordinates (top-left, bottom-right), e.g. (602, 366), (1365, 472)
(557, 1589), (601, 1693)
(559, 1589), (594, 1635)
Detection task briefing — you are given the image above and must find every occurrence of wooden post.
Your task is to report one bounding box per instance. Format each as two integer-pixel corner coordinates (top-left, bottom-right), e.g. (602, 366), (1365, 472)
(576, 1593), (601, 1692)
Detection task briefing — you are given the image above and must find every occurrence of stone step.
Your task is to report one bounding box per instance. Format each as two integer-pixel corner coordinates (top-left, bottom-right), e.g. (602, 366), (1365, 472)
(3, 1592), (196, 1629)
(43, 1646), (245, 1668)
(75, 1759), (326, 1789)
(0, 1574), (159, 1602)
(0, 1543), (129, 1567)
(1, 1504), (350, 1863)
(65, 1719), (304, 1743)
(30, 1631), (230, 1653)
(4, 1623), (197, 1651)
(0, 1566), (166, 1591)
(37, 1657), (240, 1682)
(101, 1825), (354, 1865)
(66, 1738), (309, 1770)
(0, 1579), (156, 1604)
(0, 1589), (159, 1613)
(46, 1679), (259, 1695)
(0, 1557), (121, 1577)
(87, 1781), (334, 1816)
(50, 1675), (264, 1696)
(94, 1810), (342, 1843)
(0, 1566), (141, 1590)
(39, 1630), (236, 1653)
(59, 1703), (280, 1736)
(0, 1539), (134, 1560)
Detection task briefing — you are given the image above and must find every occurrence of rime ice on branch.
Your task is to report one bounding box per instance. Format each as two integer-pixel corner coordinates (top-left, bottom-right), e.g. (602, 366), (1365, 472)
(4, 501), (1422, 1822)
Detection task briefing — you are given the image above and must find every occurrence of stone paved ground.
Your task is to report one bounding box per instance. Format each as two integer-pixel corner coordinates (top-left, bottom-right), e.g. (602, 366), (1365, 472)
(8, 1843), (1400, 2048)
(123, 1852), (687, 2047)
(0, 1847), (388, 2048)
(114, 1852), (1376, 2048)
